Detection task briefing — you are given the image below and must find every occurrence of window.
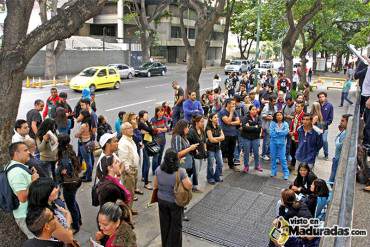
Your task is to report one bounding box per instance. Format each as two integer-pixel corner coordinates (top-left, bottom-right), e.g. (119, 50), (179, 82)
(171, 26), (181, 38)
(97, 69), (107, 77)
(109, 69), (116, 75)
(187, 28), (195, 39)
(122, 65), (128, 70)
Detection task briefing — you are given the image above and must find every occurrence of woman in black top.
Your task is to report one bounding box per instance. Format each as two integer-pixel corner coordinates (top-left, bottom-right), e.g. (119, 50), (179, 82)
(97, 115), (113, 142)
(206, 113), (225, 184)
(290, 163), (318, 195)
(138, 110), (155, 190)
(187, 115), (207, 192)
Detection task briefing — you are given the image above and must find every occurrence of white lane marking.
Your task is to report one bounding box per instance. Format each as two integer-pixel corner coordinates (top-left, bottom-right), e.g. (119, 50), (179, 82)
(68, 93), (110, 101)
(145, 83), (168, 89)
(105, 99), (156, 112)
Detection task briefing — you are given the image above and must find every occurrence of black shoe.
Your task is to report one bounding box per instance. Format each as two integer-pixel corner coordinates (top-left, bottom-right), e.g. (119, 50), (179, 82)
(339, 105), (343, 107)
(81, 178), (92, 182)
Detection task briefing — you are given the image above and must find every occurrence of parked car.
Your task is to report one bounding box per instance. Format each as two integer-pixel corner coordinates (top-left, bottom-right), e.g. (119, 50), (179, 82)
(135, 62), (167, 77)
(260, 60), (273, 69)
(108, 64), (135, 79)
(224, 60), (250, 75)
(69, 66), (121, 92)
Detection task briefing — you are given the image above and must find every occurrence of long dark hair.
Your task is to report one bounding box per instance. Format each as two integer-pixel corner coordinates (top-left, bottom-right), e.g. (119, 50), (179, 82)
(206, 113), (218, 129)
(312, 179), (329, 197)
(295, 163), (312, 186)
(154, 106), (162, 119)
(36, 118), (56, 141)
(55, 107), (67, 128)
(272, 111), (285, 123)
(172, 119), (188, 137)
(160, 148), (179, 174)
(57, 134), (81, 175)
(281, 189), (301, 209)
(80, 110), (92, 130)
(28, 177), (57, 211)
(96, 155), (114, 180)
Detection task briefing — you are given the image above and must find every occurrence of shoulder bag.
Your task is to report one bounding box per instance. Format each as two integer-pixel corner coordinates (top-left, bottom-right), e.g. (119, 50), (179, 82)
(174, 171), (192, 207)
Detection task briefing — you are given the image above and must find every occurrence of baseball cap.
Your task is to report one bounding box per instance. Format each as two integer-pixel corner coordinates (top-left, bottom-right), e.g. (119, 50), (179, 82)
(99, 132), (117, 148)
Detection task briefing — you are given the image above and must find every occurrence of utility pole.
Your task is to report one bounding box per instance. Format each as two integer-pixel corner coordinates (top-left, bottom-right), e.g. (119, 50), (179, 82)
(103, 27), (106, 51)
(254, 0), (261, 86)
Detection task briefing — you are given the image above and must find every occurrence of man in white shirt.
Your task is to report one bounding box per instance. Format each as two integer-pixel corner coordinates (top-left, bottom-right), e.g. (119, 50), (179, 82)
(12, 119), (31, 143)
(118, 122), (142, 213)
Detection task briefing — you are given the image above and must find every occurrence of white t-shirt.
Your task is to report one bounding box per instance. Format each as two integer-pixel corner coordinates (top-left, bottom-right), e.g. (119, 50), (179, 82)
(361, 67), (370, 97)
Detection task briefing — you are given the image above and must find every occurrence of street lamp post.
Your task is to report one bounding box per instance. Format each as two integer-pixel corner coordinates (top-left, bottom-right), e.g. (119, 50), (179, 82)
(254, 0), (261, 86)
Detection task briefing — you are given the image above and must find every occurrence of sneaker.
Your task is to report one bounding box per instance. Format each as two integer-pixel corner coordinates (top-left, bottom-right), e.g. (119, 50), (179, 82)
(233, 159), (241, 165)
(233, 166), (241, 172)
(242, 166), (249, 173)
(207, 180), (216, 185)
(262, 155), (270, 161)
(324, 156), (329, 161)
(255, 165), (263, 172)
(192, 187), (203, 193)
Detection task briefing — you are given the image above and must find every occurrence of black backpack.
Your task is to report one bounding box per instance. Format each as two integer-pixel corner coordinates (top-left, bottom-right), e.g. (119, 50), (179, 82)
(0, 164), (32, 212)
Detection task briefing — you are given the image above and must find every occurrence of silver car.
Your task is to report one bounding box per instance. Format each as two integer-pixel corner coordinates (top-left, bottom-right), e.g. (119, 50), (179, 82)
(224, 60), (250, 75)
(108, 64), (135, 79)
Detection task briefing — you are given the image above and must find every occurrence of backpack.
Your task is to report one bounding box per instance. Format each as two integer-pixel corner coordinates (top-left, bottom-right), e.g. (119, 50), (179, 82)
(0, 164), (32, 212)
(174, 171), (192, 207)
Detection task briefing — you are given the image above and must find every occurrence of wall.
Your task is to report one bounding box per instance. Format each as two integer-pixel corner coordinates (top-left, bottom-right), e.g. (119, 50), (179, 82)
(25, 50), (130, 77)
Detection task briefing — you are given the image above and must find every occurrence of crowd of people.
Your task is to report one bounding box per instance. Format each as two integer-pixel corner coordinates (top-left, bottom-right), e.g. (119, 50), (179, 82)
(2, 66), (355, 247)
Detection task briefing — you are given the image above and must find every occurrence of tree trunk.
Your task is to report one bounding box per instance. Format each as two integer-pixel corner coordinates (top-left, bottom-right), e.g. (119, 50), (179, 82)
(299, 54), (308, 87)
(325, 51), (329, 72)
(246, 40), (253, 60)
(312, 50), (317, 74)
(45, 42), (57, 79)
(140, 31), (151, 63)
(282, 42), (294, 80)
(237, 37), (247, 59)
(220, 0), (235, 66)
(335, 52), (343, 72)
(345, 52), (350, 65)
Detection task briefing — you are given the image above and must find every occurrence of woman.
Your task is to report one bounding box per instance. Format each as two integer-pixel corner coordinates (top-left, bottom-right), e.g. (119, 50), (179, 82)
(310, 102), (326, 131)
(98, 115), (113, 142)
(269, 112), (290, 180)
(36, 118), (58, 180)
(115, 111), (126, 138)
(240, 105), (262, 173)
(55, 106), (71, 135)
(96, 202), (136, 247)
(171, 120), (199, 190)
(307, 179), (331, 221)
(28, 177), (74, 244)
(75, 110), (93, 182)
(56, 134), (82, 233)
(200, 93), (210, 117)
(153, 148), (192, 247)
(206, 113), (224, 184)
(187, 115), (207, 192)
(96, 155), (131, 207)
(124, 112), (142, 156)
(161, 102), (172, 130)
(150, 107), (169, 176)
(138, 110), (155, 190)
(290, 163), (318, 196)
(212, 74), (221, 91)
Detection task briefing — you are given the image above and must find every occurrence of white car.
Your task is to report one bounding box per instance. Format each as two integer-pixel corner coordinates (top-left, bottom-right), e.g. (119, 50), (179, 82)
(108, 64), (135, 79)
(224, 60), (250, 75)
(260, 60), (273, 69)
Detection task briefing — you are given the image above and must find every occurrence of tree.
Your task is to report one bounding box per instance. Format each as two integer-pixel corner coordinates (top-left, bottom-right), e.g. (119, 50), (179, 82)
(38, 0), (66, 79)
(220, 0), (235, 66)
(179, 0), (226, 97)
(0, 1), (108, 245)
(124, 0), (170, 63)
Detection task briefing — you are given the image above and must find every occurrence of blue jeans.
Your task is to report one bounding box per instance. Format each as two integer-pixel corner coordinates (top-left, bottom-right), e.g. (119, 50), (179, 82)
(78, 142), (92, 180)
(286, 136), (292, 161)
(239, 138), (260, 168)
(340, 92), (353, 106)
(172, 105), (183, 127)
(152, 143), (165, 175)
(207, 150), (223, 182)
(233, 133), (241, 162)
(329, 157), (339, 183)
(270, 142), (289, 178)
(262, 129), (270, 156)
(63, 187), (81, 230)
(142, 146), (151, 184)
(322, 130), (329, 158)
(41, 160), (57, 180)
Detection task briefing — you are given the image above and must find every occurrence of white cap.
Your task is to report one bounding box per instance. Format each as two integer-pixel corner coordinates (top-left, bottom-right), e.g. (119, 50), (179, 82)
(99, 132), (117, 148)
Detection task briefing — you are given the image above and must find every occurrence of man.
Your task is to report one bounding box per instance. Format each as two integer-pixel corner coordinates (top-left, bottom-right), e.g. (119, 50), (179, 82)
(233, 95), (247, 164)
(219, 98), (241, 171)
(277, 73), (291, 94)
(183, 91), (204, 122)
(78, 98), (97, 135)
(329, 114), (351, 183)
(275, 91), (286, 112)
(261, 95), (276, 161)
(289, 101), (305, 170)
(259, 85), (274, 106)
(265, 71), (275, 89)
(357, 56), (370, 115)
(225, 72), (238, 98)
(12, 119), (31, 143)
(295, 114), (323, 169)
(318, 92), (334, 160)
(118, 123), (141, 214)
(42, 87), (60, 119)
(23, 207), (63, 247)
(26, 99), (44, 139)
(56, 92), (74, 130)
(249, 91), (260, 111)
(7, 142), (39, 238)
(171, 81), (185, 126)
(282, 96), (296, 161)
(237, 83), (247, 101)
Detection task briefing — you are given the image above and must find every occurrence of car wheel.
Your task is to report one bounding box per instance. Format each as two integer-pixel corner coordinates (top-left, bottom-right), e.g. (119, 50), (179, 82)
(128, 73), (133, 79)
(147, 72), (151, 77)
(113, 82), (120, 89)
(161, 70), (166, 76)
(89, 84), (96, 92)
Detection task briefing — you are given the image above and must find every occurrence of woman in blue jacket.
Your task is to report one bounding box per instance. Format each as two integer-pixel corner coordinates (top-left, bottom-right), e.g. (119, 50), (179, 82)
(270, 112), (290, 179)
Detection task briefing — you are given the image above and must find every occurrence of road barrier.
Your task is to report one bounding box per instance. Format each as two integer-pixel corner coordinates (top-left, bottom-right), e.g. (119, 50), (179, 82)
(320, 91), (360, 247)
(23, 76), (70, 88)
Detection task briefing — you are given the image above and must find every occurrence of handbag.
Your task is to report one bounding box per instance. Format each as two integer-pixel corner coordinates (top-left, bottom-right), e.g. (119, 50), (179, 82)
(145, 139), (161, 156)
(91, 176), (100, 207)
(174, 171), (192, 207)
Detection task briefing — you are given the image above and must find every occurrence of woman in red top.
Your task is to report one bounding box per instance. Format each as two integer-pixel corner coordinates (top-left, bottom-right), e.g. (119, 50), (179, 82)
(289, 101), (305, 170)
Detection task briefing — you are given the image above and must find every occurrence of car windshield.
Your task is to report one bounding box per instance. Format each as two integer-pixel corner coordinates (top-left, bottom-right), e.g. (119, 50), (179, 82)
(230, 61), (241, 65)
(80, 68), (97, 77)
(263, 61), (271, 63)
(141, 62), (153, 68)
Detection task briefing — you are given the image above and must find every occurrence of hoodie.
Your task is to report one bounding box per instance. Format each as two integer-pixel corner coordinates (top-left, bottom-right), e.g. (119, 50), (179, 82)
(295, 125), (323, 164)
(82, 88), (91, 100)
(183, 99), (204, 122)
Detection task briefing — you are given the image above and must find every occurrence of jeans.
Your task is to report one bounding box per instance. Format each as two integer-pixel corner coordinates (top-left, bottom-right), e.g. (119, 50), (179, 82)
(186, 158), (198, 187)
(322, 129), (329, 158)
(239, 138), (260, 168)
(329, 157), (339, 183)
(222, 136), (237, 168)
(158, 198), (183, 247)
(78, 141), (92, 180)
(63, 187), (81, 230)
(172, 105), (183, 127)
(207, 149), (223, 182)
(286, 136), (292, 161)
(227, 89), (235, 98)
(152, 143), (165, 175)
(270, 142), (289, 178)
(290, 141), (298, 168)
(340, 92), (353, 106)
(262, 129), (270, 157)
(41, 160), (57, 180)
(233, 133), (241, 162)
(142, 146), (151, 184)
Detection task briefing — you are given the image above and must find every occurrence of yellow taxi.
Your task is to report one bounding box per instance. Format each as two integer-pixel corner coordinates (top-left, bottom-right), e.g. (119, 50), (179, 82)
(69, 66), (121, 91)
